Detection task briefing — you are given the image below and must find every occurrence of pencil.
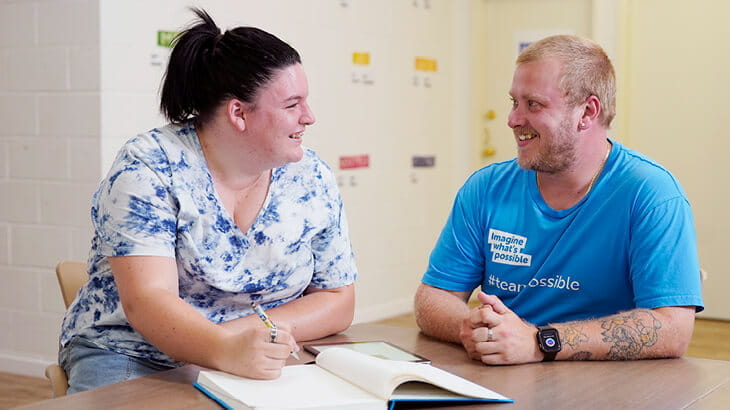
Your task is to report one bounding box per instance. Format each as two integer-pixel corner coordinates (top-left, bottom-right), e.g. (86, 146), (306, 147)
(250, 301), (300, 360)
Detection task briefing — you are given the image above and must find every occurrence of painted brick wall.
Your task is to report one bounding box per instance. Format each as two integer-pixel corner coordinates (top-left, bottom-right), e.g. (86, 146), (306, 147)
(0, 0), (100, 376)
(0, 0), (471, 378)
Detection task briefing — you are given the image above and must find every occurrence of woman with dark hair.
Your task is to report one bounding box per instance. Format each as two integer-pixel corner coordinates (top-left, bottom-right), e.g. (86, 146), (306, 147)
(58, 8), (357, 394)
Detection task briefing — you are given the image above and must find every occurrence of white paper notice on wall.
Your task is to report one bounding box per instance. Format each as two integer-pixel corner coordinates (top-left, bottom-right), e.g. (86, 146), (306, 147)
(151, 30), (176, 67)
(513, 29), (574, 58)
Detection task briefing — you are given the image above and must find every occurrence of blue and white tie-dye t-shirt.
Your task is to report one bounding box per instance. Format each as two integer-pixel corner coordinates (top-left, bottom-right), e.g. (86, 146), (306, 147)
(60, 122), (357, 366)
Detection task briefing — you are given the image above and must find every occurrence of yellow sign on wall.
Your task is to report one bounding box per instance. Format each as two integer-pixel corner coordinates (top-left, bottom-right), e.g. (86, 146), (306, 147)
(352, 52), (371, 66)
(414, 57), (437, 72)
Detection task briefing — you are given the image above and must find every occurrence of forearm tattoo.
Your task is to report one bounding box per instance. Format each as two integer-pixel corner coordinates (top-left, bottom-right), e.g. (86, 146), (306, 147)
(560, 310), (662, 360)
(600, 310), (661, 360)
(562, 323), (592, 360)
(567, 351), (593, 360)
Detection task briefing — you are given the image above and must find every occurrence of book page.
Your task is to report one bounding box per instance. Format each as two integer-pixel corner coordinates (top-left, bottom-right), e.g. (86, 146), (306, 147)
(306, 341), (428, 362)
(315, 347), (403, 399)
(316, 347), (510, 402)
(392, 381), (491, 400)
(197, 365), (384, 409)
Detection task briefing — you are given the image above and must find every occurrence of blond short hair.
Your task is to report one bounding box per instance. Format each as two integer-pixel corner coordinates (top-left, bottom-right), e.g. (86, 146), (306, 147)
(517, 35), (616, 128)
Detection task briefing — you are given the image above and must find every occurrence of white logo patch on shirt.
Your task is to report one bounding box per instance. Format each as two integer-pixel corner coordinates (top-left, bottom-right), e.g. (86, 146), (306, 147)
(488, 228), (532, 266)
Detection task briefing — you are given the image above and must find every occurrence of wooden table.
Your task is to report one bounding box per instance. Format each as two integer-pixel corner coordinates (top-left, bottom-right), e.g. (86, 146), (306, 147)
(17, 324), (730, 409)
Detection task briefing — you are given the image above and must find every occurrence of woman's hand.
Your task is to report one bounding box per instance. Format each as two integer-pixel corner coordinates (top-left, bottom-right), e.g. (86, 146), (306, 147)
(111, 255), (301, 378)
(220, 323), (299, 380)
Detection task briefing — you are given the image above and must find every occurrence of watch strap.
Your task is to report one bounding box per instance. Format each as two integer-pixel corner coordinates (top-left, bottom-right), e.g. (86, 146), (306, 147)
(536, 325), (560, 362)
(542, 349), (558, 362)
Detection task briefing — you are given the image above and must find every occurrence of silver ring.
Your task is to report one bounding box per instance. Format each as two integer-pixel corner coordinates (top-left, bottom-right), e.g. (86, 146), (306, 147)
(269, 326), (278, 343)
(487, 327), (494, 342)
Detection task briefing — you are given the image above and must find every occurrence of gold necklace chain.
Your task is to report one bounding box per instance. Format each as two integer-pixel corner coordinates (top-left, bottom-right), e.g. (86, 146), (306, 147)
(537, 142), (611, 196)
(583, 143), (611, 194)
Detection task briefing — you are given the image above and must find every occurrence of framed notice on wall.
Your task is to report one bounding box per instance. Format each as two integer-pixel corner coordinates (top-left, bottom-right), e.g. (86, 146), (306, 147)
(513, 29), (574, 58)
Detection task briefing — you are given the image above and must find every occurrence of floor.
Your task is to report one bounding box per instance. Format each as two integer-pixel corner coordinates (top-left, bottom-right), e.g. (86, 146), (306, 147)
(2, 317), (729, 409)
(0, 372), (52, 409)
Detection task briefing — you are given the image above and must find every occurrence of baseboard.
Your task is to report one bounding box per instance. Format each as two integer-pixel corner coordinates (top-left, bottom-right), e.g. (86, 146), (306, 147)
(352, 297), (413, 324)
(0, 352), (54, 378)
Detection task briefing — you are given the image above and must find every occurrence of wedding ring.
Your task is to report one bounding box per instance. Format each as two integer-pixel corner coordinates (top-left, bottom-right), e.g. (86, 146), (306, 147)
(269, 325), (278, 343)
(487, 327), (494, 342)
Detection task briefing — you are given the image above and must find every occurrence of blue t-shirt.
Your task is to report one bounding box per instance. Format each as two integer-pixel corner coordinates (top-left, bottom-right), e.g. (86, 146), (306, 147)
(423, 140), (703, 326)
(61, 122), (357, 365)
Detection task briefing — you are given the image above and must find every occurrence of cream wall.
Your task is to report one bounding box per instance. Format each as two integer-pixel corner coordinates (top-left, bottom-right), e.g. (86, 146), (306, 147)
(620, 0), (730, 319)
(0, 0), (470, 377)
(0, 0), (100, 376)
(470, 0), (728, 319)
(1, 0), (725, 378)
(98, 0), (468, 324)
(470, 0), (596, 170)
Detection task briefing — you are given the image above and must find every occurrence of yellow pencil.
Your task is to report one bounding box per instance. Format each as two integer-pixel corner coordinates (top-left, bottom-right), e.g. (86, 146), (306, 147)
(250, 301), (300, 360)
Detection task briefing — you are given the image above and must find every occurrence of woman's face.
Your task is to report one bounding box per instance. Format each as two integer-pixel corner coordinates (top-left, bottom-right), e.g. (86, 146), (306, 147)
(242, 63), (316, 168)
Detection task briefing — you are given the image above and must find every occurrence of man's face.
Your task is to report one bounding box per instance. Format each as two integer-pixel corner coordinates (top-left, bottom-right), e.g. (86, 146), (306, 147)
(507, 58), (582, 173)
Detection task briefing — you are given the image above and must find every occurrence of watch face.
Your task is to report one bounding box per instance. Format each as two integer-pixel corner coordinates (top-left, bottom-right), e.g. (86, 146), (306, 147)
(539, 328), (561, 352)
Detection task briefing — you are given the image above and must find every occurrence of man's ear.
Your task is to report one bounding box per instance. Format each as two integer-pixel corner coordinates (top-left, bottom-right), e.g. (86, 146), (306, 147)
(227, 99), (247, 132)
(579, 95), (601, 130)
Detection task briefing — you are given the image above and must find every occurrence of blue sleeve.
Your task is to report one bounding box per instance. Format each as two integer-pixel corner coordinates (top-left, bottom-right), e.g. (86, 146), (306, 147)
(308, 160), (358, 289)
(422, 180), (486, 292)
(94, 141), (177, 258)
(630, 196), (704, 311)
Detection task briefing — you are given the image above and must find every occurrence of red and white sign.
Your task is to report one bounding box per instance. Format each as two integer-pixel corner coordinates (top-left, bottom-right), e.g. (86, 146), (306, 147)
(339, 154), (370, 170)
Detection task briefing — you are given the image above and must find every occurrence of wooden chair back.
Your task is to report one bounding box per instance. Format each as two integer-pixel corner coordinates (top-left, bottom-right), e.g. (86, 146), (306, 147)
(56, 260), (88, 308)
(46, 260), (88, 397)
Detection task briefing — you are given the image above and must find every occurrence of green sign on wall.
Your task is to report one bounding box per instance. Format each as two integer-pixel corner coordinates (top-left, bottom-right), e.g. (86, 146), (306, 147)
(157, 30), (178, 48)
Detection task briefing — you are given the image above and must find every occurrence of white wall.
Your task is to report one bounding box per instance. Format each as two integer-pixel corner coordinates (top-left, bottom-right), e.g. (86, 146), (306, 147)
(621, 0), (730, 319)
(470, 0), (595, 171)
(470, 0), (728, 320)
(0, 0), (100, 376)
(5, 0), (723, 379)
(0, 0), (470, 376)
(98, 0), (465, 321)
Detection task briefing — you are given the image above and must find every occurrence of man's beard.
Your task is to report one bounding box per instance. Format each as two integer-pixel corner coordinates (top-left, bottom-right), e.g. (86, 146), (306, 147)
(517, 117), (577, 173)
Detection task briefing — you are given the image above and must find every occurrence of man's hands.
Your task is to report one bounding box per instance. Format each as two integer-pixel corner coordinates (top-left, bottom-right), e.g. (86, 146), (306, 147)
(459, 292), (544, 365)
(416, 283), (696, 364)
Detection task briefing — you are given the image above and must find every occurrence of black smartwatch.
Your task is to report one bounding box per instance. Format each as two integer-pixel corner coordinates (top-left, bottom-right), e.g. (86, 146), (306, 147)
(536, 325), (561, 361)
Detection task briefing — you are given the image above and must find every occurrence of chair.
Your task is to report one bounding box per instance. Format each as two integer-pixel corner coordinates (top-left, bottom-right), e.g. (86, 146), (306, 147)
(45, 260), (88, 397)
(54, 260), (88, 308)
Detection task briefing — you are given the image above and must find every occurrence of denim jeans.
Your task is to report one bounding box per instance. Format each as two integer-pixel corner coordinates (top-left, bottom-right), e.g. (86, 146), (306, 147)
(59, 337), (175, 395)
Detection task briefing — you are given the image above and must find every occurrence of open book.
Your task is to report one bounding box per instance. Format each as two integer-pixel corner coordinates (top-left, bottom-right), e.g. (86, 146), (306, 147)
(194, 347), (512, 409)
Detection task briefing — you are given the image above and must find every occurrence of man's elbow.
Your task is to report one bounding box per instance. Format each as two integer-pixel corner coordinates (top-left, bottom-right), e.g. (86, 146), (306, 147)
(413, 285), (431, 329)
(413, 308), (432, 335)
(666, 326), (693, 358)
(413, 284), (447, 337)
(653, 306), (696, 358)
(661, 335), (690, 358)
